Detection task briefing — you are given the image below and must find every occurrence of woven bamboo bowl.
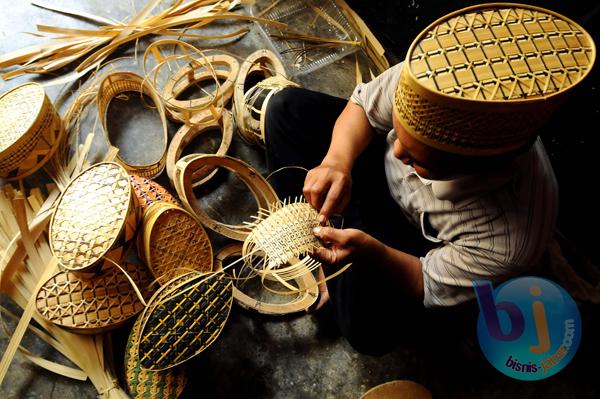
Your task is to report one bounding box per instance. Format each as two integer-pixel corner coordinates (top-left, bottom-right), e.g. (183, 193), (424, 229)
(35, 260), (153, 334)
(137, 271), (233, 371)
(49, 162), (138, 272)
(0, 82), (63, 180)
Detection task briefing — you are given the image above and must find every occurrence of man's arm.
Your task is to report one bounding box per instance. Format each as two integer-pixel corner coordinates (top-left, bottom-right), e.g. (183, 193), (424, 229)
(304, 101), (376, 220)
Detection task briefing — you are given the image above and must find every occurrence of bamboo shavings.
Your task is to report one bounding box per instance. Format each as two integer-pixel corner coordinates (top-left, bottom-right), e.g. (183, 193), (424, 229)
(0, 0), (287, 83)
(0, 186), (128, 398)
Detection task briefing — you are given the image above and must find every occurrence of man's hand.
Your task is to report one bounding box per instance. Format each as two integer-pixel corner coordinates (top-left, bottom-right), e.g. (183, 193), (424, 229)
(312, 226), (382, 266)
(303, 162), (352, 221)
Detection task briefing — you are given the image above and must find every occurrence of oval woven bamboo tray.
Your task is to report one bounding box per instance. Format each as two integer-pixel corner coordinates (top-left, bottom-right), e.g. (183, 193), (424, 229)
(125, 315), (187, 399)
(215, 243), (318, 315)
(139, 202), (213, 285)
(35, 259), (153, 333)
(137, 271), (233, 371)
(49, 162), (138, 272)
(0, 82), (63, 180)
(129, 174), (179, 215)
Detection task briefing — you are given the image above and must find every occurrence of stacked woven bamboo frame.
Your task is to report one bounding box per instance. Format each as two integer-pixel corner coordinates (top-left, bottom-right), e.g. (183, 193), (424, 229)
(0, 82), (64, 180)
(215, 243), (318, 315)
(136, 271), (233, 371)
(124, 316), (187, 399)
(137, 202), (213, 285)
(129, 174), (179, 215)
(49, 162), (138, 273)
(173, 154), (279, 241)
(97, 72), (168, 178)
(233, 49), (288, 145)
(394, 3), (596, 156)
(166, 110), (234, 188)
(35, 260), (153, 334)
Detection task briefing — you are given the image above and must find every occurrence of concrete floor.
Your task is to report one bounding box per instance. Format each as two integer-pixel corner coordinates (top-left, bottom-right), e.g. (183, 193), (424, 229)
(1, 1), (600, 398)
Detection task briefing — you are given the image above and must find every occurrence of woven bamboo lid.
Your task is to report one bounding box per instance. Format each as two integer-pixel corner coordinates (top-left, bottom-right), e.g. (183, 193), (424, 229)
(50, 162), (137, 271)
(0, 83), (44, 156)
(395, 3), (596, 155)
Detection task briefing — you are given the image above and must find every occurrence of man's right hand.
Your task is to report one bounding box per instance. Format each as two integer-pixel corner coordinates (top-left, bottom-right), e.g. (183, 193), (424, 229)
(303, 161), (352, 221)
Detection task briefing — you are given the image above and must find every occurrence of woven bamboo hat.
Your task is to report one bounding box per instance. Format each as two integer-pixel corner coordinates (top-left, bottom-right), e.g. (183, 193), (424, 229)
(394, 3), (596, 156)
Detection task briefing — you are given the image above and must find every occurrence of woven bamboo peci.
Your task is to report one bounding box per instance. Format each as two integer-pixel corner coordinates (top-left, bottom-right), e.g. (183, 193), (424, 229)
(214, 243), (318, 315)
(395, 3), (596, 156)
(139, 202), (213, 285)
(124, 315), (187, 399)
(173, 154), (279, 241)
(35, 259), (154, 333)
(97, 72), (169, 178)
(233, 49), (288, 145)
(137, 271), (233, 371)
(129, 174), (179, 215)
(166, 110), (234, 188)
(49, 162), (138, 272)
(0, 82), (64, 180)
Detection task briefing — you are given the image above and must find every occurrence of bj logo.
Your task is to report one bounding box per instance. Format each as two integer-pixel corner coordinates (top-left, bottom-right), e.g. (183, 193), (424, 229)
(474, 277), (581, 381)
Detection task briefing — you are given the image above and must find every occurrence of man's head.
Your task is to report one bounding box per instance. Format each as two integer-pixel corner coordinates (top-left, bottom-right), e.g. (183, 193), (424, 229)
(392, 3), (595, 177)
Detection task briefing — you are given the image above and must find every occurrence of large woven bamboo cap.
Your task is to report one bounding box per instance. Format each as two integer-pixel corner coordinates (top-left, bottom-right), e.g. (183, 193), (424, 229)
(394, 3), (596, 155)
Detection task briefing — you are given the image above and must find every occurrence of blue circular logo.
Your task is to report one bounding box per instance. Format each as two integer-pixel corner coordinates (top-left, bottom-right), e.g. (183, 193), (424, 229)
(474, 277), (581, 381)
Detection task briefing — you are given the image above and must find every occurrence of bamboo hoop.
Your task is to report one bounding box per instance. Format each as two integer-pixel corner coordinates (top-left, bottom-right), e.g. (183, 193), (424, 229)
(173, 154), (279, 241)
(138, 202), (213, 285)
(166, 110), (234, 187)
(35, 259), (153, 333)
(124, 315), (187, 399)
(233, 49), (287, 145)
(214, 243), (317, 315)
(136, 271), (233, 371)
(0, 82), (64, 180)
(97, 72), (168, 178)
(49, 162), (138, 272)
(162, 54), (239, 123)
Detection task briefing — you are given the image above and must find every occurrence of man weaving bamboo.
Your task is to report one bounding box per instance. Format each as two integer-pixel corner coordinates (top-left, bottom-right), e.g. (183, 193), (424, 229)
(263, 4), (595, 355)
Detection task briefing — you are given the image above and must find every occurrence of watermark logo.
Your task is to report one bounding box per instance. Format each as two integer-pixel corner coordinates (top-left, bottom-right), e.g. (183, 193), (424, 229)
(474, 277), (581, 380)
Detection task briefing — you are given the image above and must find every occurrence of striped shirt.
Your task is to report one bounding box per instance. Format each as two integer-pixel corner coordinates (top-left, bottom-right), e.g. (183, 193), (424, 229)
(350, 63), (559, 307)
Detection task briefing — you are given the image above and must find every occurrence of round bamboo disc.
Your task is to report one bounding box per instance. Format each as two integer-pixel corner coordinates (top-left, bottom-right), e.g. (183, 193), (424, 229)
(35, 260), (153, 333)
(361, 380), (432, 399)
(125, 315), (187, 399)
(137, 271), (233, 371)
(215, 243), (318, 315)
(142, 202), (213, 285)
(0, 82), (63, 179)
(50, 162), (138, 272)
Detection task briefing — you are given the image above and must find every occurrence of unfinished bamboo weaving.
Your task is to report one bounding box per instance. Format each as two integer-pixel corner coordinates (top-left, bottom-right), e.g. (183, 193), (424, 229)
(395, 3), (596, 156)
(0, 82), (63, 180)
(173, 154), (279, 241)
(138, 202), (213, 285)
(166, 111), (234, 187)
(49, 162), (138, 272)
(125, 316), (187, 399)
(129, 174), (179, 215)
(35, 260), (153, 333)
(233, 49), (288, 145)
(215, 243), (318, 315)
(97, 72), (168, 178)
(137, 271), (233, 371)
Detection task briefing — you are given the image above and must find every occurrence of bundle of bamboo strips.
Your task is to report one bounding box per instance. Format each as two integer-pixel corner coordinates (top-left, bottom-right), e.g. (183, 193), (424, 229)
(0, 0), (285, 83)
(0, 186), (128, 397)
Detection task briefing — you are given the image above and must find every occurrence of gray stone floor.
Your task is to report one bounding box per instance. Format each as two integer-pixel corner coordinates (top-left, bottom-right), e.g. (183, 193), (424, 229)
(1, 1), (599, 398)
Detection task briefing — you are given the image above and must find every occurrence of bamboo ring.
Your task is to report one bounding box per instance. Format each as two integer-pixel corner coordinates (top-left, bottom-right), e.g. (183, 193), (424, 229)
(163, 54), (239, 123)
(173, 154), (279, 241)
(97, 72), (168, 178)
(214, 243), (317, 315)
(166, 110), (233, 187)
(233, 49), (286, 145)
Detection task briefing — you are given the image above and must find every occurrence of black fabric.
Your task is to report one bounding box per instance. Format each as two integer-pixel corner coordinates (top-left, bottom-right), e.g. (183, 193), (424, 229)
(264, 88), (465, 356)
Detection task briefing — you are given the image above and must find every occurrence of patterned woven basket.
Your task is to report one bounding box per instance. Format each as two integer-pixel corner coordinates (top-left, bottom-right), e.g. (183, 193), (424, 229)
(0, 82), (63, 179)
(124, 315), (187, 399)
(129, 174), (179, 215)
(137, 271), (233, 371)
(395, 3), (596, 155)
(49, 162), (138, 272)
(139, 202), (213, 285)
(35, 259), (153, 333)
